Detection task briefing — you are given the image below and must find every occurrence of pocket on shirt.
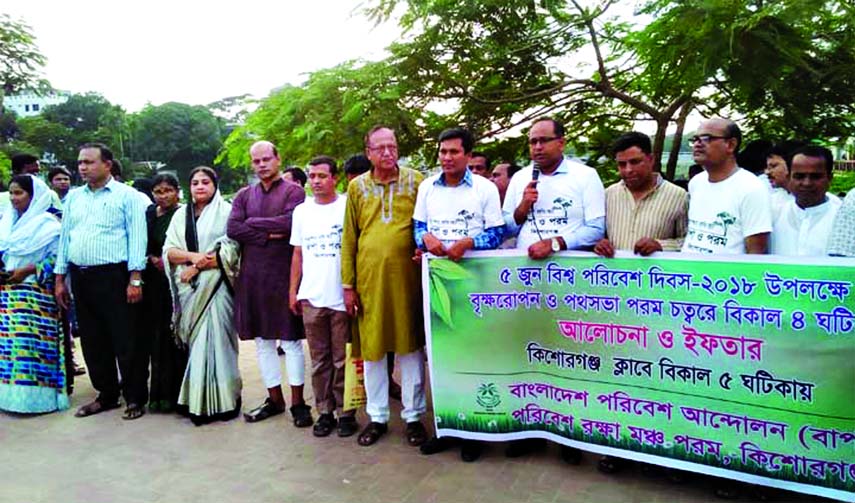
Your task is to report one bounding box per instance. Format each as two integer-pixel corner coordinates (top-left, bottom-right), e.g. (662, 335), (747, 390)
(96, 201), (125, 228)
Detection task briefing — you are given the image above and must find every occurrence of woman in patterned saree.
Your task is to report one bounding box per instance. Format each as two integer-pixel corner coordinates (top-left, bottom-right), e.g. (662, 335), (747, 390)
(164, 167), (241, 425)
(0, 174), (68, 413)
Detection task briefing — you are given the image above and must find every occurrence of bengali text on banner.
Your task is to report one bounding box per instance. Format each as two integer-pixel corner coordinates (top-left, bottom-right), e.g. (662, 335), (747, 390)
(423, 251), (855, 502)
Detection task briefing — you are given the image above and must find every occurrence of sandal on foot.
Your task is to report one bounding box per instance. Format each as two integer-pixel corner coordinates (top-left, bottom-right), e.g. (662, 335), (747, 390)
(405, 420), (428, 447)
(75, 399), (120, 418)
(337, 416), (359, 437)
(244, 398), (285, 423)
(313, 413), (337, 437)
(357, 421), (388, 446)
(290, 403), (314, 428)
(122, 403), (145, 420)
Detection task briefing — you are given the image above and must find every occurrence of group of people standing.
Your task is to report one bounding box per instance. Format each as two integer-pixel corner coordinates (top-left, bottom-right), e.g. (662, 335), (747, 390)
(1, 116), (853, 497)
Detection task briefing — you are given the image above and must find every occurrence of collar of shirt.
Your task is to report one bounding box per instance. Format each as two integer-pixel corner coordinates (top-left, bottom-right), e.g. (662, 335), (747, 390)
(83, 176), (119, 194)
(795, 195), (832, 216)
(260, 175), (285, 192)
(619, 173), (663, 198)
(434, 167), (474, 187)
(543, 157), (571, 176)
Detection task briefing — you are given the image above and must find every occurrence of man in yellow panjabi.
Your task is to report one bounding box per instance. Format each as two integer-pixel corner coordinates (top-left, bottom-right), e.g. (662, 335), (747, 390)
(341, 125), (427, 448)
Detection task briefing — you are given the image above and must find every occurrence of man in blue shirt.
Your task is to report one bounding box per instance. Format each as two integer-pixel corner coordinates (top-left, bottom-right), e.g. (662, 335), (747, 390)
(54, 143), (149, 420)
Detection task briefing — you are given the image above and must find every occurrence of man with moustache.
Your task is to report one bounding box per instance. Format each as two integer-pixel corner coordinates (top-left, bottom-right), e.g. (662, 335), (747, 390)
(682, 118), (771, 255)
(341, 126), (428, 447)
(54, 143), (149, 420)
(594, 131), (688, 259)
(502, 117), (605, 462)
(227, 141), (312, 426)
(770, 145), (841, 256)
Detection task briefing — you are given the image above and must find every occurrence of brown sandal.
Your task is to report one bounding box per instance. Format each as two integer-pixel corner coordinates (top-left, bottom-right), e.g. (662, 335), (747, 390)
(405, 421), (428, 447)
(122, 403), (146, 420)
(357, 421), (388, 446)
(75, 399), (121, 418)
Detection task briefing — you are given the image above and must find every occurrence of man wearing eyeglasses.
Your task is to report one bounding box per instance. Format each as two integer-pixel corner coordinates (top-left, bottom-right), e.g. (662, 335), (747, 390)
(681, 118), (771, 255)
(341, 126), (429, 448)
(501, 117), (605, 462)
(503, 117), (606, 260)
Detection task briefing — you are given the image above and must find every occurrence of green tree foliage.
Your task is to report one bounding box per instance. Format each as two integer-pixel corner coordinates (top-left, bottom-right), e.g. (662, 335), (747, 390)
(218, 60), (451, 174)
(17, 115), (76, 162)
(361, 0), (855, 179)
(0, 14), (49, 102)
(129, 102), (225, 183)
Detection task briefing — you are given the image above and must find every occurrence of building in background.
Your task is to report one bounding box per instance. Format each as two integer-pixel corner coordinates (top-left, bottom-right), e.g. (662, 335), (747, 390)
(4, 91), (69, 117)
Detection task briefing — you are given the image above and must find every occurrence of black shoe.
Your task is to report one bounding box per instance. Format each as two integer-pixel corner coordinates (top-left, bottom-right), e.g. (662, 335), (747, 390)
(597, 455), (626, 473)
(244, 398), (285, 423)
(420, 436), (454, 455)
(714, 481), (742, 500)
(460, 440), (483, 462)
(337, 415), (359, 437)
(313, 413), (337, 437)
(560, 446), (582, 465)
(290, 403), (314, 428)
(505, 438), (545, 458)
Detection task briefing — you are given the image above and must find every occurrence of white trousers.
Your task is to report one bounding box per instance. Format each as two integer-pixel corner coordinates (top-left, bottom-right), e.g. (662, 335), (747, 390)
(364, 349), (426, 423)
(255, 338), (305, 388)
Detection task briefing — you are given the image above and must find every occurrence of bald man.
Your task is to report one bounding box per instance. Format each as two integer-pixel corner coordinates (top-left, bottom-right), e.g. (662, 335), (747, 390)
(682, 118), (771, 255)
(227, 141), (312, 426)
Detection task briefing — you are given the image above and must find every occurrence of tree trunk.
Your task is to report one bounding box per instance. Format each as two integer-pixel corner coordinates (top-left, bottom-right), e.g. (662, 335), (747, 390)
(665, 100), (693, 181)
(651, 116), (669, 172)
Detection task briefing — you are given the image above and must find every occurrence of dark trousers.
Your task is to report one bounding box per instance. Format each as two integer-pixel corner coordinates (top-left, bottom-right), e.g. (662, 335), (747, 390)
(70, 263), (148, 405)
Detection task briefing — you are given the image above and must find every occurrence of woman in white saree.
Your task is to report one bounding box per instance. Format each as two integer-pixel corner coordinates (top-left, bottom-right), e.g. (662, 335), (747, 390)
(164, 167), (241, 425)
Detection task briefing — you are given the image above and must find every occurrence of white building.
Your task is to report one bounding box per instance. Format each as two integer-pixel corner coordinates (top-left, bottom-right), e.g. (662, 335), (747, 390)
(4, 91), (69, 117)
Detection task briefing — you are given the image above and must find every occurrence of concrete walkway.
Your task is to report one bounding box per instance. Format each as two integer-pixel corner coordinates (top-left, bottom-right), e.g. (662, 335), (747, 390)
(2, 340), (827, 503)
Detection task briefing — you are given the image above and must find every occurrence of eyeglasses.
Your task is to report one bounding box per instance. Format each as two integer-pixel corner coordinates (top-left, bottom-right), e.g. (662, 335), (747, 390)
(528, 136), (560, 146)
(688, 135), (730, 145)
(368, 144), (398, 155)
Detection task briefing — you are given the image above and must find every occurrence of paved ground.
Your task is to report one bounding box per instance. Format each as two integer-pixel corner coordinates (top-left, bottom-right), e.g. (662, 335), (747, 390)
(2, 340), (830, 503)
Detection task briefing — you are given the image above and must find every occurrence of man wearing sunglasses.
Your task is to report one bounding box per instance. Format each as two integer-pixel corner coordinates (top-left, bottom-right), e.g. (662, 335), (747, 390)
(681, 118), (771, 255)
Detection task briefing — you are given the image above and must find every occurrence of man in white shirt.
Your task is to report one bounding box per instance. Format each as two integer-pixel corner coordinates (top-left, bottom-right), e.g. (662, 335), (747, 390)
(770, 146), (840, 256)
(682, 119), (771, 499)
(503, 118), (606, 259)
(502, 117), (605, 463)
(413, 127), (504, 462)
(289, 156), (357, 438)
(682, 118), (772, 255)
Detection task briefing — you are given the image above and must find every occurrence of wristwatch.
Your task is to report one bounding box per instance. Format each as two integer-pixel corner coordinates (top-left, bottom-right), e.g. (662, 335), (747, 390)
(551, 237), (561, 253)
(130, 279), (143, 287)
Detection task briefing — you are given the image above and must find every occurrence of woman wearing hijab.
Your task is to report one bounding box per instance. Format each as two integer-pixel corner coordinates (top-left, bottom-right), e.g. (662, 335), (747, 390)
(144, 173), (186, 413)
(163, 167), (241, 425)
(0, 174), (69, 413)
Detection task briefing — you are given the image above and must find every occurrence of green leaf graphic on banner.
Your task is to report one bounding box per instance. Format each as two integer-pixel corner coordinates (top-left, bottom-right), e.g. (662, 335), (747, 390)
(431, 259), (474, 281)
(430, 273), (454, 328)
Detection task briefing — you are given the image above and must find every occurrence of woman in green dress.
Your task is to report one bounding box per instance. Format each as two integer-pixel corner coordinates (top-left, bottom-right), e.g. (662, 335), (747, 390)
(143, 173), (186, 412)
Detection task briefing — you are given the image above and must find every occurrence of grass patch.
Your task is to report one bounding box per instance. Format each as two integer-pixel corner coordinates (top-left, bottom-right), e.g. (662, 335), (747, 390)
(435, 410), (855, 493)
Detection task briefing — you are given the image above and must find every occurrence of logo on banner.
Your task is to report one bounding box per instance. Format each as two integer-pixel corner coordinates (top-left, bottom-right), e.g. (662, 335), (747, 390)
(476, 382), (501, 410)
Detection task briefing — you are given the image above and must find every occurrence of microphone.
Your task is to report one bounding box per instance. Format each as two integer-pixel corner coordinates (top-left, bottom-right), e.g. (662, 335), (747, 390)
(529, 161), (543, 241)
